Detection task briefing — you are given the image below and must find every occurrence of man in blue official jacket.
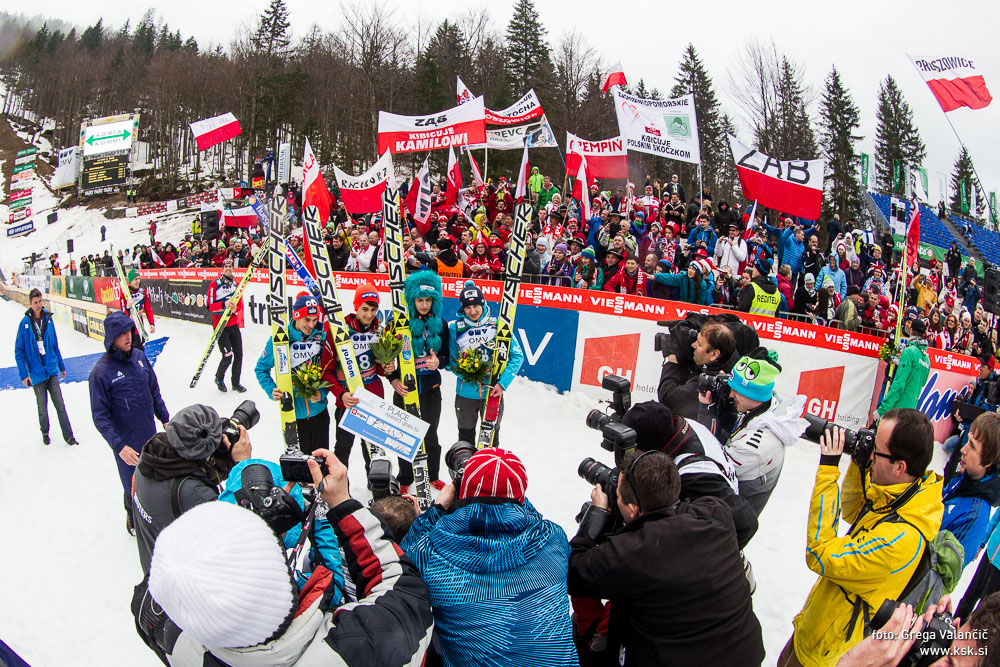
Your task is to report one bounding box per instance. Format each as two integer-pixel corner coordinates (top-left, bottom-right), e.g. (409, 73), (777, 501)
(14, 288), (77, 446)
(90, 310), (170, 535)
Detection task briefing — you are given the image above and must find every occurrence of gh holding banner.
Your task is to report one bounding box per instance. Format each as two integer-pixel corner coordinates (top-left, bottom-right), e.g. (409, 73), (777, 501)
(612, 90), (701, 164)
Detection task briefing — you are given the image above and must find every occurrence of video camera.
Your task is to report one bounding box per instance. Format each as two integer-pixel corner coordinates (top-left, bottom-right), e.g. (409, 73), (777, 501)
(870, 598), (957, 667)
(801, 413), (877, 468)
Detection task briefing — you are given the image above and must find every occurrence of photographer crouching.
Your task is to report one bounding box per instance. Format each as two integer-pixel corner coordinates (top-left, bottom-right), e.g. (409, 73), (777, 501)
(778, 409), (945, 667)
(568, 450), (765, 666)
(132, 402), (256, 573)
(697, 347), (807, 516)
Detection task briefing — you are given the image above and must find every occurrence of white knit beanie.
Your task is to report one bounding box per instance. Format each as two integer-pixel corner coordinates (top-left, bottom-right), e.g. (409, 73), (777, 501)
(148, 502), (295, 649)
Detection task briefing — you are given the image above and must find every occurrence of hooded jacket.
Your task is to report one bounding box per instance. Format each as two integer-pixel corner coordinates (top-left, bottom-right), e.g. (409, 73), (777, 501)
(651, 270), (714, 306)
(89, 311), (170, 458)
(725, 393), (806, 483)
(402, 500), (578, 667)
(387, 271), (452, 394)
(14, 307), (66, 384)
(942, 471), (1000, 567)
(877, 338), (930, 415)
(792, 462), (944, 667)
(568, 496), (764, 667)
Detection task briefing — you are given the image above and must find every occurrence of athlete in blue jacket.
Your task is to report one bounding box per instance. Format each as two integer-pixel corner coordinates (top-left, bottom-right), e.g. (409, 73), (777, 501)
(942, 413), (1000, 568)
(447, 280), (523, 446)
(15, 288), (76, 446)
(89, 310), (170, 533)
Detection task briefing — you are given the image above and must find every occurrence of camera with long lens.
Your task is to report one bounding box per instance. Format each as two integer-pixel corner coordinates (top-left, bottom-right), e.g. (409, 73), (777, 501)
(654, 317), (702, 365)
(697, 372), (733, 398)
(368, 458), (401, 500)
(578, 458), (619, 511)
(445, 441), (478, 490)
(870, 598), (957, 667)
(802, 414), (877, 467)
(234, 463), (306, 535)
(222, 400), (261, 446)
(585, 375), (638, 463)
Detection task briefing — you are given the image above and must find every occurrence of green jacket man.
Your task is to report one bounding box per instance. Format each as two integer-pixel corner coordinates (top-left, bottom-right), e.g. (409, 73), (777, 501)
(874, 320), (930, 421)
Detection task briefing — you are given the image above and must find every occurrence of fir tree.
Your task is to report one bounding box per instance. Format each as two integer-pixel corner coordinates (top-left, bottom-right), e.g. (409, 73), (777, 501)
(253, 0), (292, 61)
(760, 56), (816, 161)
(415, 21), (469, 113)
(80, 19), (102, 51)
(874, 75), (926, 195)
(505, 0), (552, 89)
(819, 66), (863, 221)
(131, 10), (157, 56)
(671, 44), (726, 200)
(950, 147), (978, 215)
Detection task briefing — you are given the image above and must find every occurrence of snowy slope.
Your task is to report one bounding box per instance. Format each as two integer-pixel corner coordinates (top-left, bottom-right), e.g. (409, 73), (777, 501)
(0, 296), (976, 666)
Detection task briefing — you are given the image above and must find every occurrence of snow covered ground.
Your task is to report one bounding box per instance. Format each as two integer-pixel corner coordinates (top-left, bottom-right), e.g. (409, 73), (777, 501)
(0, 294), (975, 666)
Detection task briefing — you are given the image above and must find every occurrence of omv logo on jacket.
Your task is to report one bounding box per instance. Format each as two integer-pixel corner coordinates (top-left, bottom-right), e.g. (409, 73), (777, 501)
(579, 333), (641, 388)
(798, 366), (844, 421)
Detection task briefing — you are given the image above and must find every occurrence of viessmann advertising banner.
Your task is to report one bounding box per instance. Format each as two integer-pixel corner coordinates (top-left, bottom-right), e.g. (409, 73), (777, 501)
(137, 268), (980, 433)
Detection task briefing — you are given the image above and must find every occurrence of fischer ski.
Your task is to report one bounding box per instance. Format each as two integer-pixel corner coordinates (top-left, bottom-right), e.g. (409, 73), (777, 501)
(382, 187), (432, 509)
(266, 197), (299, 454)
(476, 202), (531, 449)
(297, 206), (387, 464)
(111, 249), (149, 342)
(189, 241), (269, 388)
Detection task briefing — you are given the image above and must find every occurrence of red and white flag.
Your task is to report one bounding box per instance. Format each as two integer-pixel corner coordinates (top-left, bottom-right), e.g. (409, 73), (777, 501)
(333, 151), (395, 215)
(303, 138), (333, 225)
(515, 144), (530, 203)
(570, 152), (591, 222)
(728, 134), (824, 220)
(467, 149), (485, 189)
(457, 76), (473, 106)
(601, 62), (627, 94)
(189, 112), (241, 151)
(566, 132), (628, 179)
(909, 54), (992, 112)
(378, 97), (486, 154)
(485, 89), (544, 126)
(404, 157), (433, 234)
(446, 146), (463, 209)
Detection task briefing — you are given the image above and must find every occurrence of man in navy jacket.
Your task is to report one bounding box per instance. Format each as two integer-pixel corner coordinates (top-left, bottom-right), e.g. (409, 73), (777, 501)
(89, 310), (170, 534)
(14, 288), (77, 446)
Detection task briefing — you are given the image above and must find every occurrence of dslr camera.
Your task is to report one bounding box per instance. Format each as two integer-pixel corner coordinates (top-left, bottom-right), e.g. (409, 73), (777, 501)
(234, 463), (306, 535)
(368, 458), (401, 500)
(802, 413), (877, 468)
(222, 400), (260, 447)
(870, 598), (957, 667)
(445, 441), (478, 490)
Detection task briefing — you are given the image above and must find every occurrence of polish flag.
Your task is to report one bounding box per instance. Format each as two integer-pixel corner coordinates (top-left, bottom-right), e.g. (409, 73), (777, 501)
(515, 144), (530, 203)
(570, 152), (591, 222)
(909, 54), (992, 112)
(189, 112), (241, 151)
(601, 62), (627, 94)
(728, 134), (824, 221)
(303, 138), (333, 225)
(446, 146), (462, 208)
(404, 157), (434, 234)
(467, 149), (485, 189)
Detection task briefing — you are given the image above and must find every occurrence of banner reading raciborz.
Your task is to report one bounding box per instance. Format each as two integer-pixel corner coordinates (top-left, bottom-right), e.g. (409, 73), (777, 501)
(333, 151), (396, 214)
(378, 97), (487, 154)
(613, 90), (701, 164)
(728, 134), (824, 220)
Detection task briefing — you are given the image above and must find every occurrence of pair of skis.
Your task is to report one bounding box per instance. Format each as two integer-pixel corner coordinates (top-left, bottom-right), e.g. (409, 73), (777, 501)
(476, 202), (531, 450)
(111, 251), (149, 342)
(189, 241), (270, 387)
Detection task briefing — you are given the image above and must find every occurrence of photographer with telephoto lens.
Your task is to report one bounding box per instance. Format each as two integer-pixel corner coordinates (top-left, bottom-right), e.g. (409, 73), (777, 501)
(657, 320), (736, 420)
(568, 450), (764, 667)
(132, 402), (256, 573)
(777, 409), (946, 667)
(697, 347), (807, 516)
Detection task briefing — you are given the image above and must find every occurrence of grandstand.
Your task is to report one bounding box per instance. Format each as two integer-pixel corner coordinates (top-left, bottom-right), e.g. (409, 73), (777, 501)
(869, 191), (972, 258)
(950, 213), (1000, 267)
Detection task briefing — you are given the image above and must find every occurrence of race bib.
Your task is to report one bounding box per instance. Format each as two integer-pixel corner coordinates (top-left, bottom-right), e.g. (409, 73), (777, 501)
(289, 340), (322, 369)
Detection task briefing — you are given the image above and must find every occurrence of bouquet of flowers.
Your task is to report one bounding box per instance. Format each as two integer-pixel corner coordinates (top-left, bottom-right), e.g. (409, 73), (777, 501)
(454, 348), (491, 385)
(292, 361), (332, 415)
(371, 328), (403, 366)
(878, 338), (899, 365)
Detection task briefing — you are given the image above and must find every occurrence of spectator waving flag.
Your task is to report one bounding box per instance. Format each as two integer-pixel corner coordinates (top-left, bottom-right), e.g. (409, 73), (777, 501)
(570, 152), (591, 222)
(909, 54), (992, 112)
(602, 62), (627, 94)
(446, 146), (463, 210)
(404, 157), (433, 234)
(515, 144), (530, 203)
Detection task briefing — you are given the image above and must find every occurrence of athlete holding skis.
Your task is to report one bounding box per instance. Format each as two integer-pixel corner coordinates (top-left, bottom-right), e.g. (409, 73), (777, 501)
(448, 280), (524, 446)
(207, 259), (247, 393)
(119, 268), (155, 350)
(389, 271), (450, 491)
(323, 282), (396, 470)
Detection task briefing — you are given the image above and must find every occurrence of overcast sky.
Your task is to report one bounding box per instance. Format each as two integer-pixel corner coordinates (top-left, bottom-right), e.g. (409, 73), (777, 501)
(20, 0), (1000, 205)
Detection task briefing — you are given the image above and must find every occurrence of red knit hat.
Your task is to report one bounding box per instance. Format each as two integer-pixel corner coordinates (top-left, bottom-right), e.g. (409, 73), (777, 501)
(353, 282), (379, 311)
(459, 448), (528, 504)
